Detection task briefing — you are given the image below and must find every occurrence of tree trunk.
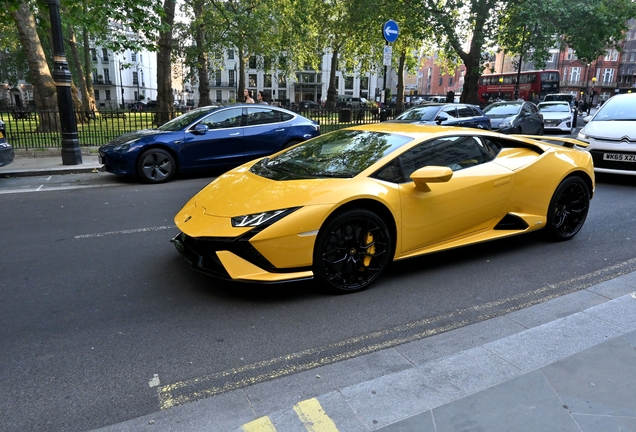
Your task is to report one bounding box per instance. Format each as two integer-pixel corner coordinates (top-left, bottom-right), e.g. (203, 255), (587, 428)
(66, 24), (90, 122)
(156, 0), (176, 125)
(397, 50), (406, 110)
(238, 46), (246, 99)
(194, 0), (211, 107)
(11, 1), (59, 132)
(325, 47), (339, 109)
(82, 27), (97, 111)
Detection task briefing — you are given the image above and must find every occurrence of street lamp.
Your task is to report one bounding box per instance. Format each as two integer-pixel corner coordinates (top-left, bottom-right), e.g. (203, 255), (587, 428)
(591, 76), (597, 105)
(498, 77), (503, 99)
(119, 60), (125, 108)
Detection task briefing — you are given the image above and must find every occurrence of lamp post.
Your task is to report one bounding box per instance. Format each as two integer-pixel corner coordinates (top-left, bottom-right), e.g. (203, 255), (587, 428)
(591, 76), (597, 105)
(498, 77), (503, 99)
(46, 0), (82, 165)
(119, 60), (125, 108)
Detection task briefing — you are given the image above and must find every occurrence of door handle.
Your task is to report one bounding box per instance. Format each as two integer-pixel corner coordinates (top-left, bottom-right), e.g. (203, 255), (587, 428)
(230, 132), (240, 136)
(275, 129), (285, 132)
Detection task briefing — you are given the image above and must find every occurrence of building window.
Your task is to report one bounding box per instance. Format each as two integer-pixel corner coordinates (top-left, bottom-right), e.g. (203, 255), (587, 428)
(264, 57), (271, 70)
(264, 74), (272, 87)
(566, 49), (576, 60)
(134, 91), (138, 101)
(216, 90), (222, 102)
(91, 49), (97, 62)
(103, 69), (110, 83)
(215, 69), (221, 86)
(105, 90), (111, 100)
(448, 77), (453, 86)
(278, 90), (286, 101)
(132, 71), (139, 85)
(229, 69), (235, 86)
(278, 75), (286, 88)
(360, 77), (369, 90)
(569, 67), (581, 81)
(227, 50), (234, 60)
(102, 48), (109, 61)
(438, 76), (443, 86)
(94, 90), (100, 100)
(345, 76), (353, 89)
(249, 57), (257, 69)
(249, 74), (257, 87)
(603, 68), (614, 83)
(131, 52), (137, 62)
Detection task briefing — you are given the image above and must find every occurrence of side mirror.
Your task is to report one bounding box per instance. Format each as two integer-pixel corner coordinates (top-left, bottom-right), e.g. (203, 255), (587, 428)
(193, 124), (209, 134)
(435, 114), (448, 125)
(410, 166), (453, 191)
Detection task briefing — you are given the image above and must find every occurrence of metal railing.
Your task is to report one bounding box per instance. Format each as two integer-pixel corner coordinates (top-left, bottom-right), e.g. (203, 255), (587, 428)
(0, 107), (403, 150)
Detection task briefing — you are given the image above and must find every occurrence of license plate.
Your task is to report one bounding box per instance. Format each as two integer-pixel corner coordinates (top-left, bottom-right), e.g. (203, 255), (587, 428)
(603, 153), (636, 162)
(0, 131), (4, 139)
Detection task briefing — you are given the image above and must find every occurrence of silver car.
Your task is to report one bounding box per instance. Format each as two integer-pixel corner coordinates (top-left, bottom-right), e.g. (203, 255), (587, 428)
(577, 93), (636, 176)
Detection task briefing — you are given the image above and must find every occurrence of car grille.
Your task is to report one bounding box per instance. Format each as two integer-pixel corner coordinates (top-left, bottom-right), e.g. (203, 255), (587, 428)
(590, 150), (636, 172)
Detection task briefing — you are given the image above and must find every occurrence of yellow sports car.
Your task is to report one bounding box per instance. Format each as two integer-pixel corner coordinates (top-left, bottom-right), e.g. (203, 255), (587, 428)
(172, 123), (594, 293)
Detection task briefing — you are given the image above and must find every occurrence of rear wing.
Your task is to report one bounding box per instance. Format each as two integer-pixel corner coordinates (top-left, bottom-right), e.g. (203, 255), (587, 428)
(512, 135), (589, 148)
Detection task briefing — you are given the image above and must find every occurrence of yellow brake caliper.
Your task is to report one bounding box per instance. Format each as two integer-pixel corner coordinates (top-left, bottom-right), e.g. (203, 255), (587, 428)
(362, 232), (375, 268)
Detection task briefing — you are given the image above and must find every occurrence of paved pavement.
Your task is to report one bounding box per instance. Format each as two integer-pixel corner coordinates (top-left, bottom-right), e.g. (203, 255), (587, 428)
(3, 141), (636, 432)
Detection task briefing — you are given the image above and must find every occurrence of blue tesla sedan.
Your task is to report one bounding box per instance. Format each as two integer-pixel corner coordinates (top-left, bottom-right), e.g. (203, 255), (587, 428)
(98, 104), (320, 183)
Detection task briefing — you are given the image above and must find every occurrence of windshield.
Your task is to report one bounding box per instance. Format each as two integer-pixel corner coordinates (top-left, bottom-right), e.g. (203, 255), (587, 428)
(538, 103), (570, 113)
(593, 96), (636, 121)
(250, 130), (413, 180)
(395, 106), (441, 121)
(158, 107), (217, 131)
(484, 103), (521, 116)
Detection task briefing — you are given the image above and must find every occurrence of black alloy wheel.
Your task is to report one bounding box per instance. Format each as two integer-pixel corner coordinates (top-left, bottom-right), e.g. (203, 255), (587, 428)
(313, 208), (392, 293)
(544, 176), (590, 241)
(137, 148), (176, 183)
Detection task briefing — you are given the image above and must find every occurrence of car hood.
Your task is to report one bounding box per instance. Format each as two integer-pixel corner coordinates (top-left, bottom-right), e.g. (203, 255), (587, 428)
(583, 120), (636, 140)
(541, 112), (571, 120)
(103, 129), (167, 147)
(193, 167), (345, 218)
(489, 115), (516, 126)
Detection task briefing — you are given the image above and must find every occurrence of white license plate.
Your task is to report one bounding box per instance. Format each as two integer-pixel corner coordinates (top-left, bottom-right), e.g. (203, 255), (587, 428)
(603, 153), (636, 162)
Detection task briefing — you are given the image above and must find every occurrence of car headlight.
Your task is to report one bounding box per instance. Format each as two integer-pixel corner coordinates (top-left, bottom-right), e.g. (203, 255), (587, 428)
(231, 207), (300, 227)
(113, 139), (139, 152)
(577, 129), (589, 141)
(500, 120), (512, 128)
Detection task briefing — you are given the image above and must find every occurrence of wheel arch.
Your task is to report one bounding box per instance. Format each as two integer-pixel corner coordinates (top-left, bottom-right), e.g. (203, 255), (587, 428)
(135, 144), (181, 173)
(563, 170), (594, 199)
(326, 199), (397, 256)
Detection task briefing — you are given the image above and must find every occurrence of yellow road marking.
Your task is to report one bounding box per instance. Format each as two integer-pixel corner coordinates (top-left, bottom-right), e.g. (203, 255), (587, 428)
(294, 399), (338, 431)
(242, 416), (276, 432)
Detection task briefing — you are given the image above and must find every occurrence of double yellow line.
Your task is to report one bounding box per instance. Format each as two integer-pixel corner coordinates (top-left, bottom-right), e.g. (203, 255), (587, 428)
(242, 398), (338, 432)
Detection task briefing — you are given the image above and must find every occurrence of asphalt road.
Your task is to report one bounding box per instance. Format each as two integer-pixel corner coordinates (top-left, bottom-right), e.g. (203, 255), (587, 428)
(1, 135), (636, 432)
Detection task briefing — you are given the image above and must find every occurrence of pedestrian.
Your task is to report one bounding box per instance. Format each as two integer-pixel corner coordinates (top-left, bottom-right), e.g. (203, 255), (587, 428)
(257, 91), (268, 105)
(582, 99), (589, 115)
(243, 88), (254, 103)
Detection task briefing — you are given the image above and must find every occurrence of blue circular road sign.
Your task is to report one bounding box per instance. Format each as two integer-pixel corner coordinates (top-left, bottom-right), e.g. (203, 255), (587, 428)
(383, 19), (399, 43)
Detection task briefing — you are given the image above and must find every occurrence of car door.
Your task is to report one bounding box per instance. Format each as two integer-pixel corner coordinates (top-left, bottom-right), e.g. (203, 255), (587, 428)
(455, 105), (481, 128)
(396, 135), (514, 253)
(437, 106), (459, 126)
(243, 106), (291, 159)
(182, 107), (245, 169)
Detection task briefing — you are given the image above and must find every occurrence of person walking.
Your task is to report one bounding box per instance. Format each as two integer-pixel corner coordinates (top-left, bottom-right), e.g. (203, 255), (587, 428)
(243, 89), (254, 103)
(257, 91), (268, 105)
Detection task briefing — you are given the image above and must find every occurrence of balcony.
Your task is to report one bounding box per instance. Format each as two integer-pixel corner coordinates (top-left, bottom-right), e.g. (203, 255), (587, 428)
(210, 81), (235, 88)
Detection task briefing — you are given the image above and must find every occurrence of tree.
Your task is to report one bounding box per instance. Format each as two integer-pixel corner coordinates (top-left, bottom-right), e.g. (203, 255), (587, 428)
(156, 0), (176, 125)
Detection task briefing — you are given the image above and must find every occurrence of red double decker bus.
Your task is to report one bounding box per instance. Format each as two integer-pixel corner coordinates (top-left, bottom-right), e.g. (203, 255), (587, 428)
(478, 70), (560, 105)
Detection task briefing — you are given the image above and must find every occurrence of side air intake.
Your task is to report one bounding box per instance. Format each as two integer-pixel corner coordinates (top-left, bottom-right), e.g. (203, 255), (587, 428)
(494, 214), (530, 230)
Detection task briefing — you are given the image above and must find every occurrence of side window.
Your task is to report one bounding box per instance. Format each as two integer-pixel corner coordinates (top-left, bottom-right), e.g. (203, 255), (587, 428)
(247, 107), (280, 126)
(400, 136), (494, 178)
(440, 106), (458, 119)
(372, 158), (404, 183)
(469, 106), (484, 117)
(456, 105), (474, 118)
(198, 108), (243, 130)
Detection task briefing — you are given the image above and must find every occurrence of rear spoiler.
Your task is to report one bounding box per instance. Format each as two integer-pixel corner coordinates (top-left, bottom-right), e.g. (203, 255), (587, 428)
(512, 135), (589, 148)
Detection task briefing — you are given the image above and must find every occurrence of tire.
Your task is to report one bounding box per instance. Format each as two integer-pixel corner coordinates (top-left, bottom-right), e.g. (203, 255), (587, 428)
(313, 208), (392, 293)
(137, 148), (176, 183)
(544, 176), (590, 241)
(537, 124), (544, 135)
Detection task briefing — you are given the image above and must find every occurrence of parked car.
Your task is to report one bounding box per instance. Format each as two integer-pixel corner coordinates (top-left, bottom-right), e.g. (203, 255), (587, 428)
(128, 101), (147, 112)
(537, 101), (575, 133)
(98, 104), (320, 183)
(544, 93), (578, 127)
(145, 100), (158, 110)
(389, 103), (491, 129)
(336, 96), (368, 108)
(172, 123), (594, 293)
(576, 92), (636, 176)
(298, 101), (321, 110)
(0, 119), (15, 168)
(483, 101), (544, 135)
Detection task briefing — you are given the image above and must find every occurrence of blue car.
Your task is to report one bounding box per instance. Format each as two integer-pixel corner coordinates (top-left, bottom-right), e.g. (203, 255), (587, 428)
(389, 103), (491, 129)
(0, 119), (15, 168)
(99, 104), (321, 183)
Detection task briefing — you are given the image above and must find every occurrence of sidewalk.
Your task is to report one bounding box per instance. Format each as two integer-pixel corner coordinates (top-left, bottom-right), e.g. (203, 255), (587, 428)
(0, 147), (102, 177)
(90, 272), (636, 432)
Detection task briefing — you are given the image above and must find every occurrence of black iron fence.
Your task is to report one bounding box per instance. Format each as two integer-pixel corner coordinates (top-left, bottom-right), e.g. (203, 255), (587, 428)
(0, 107), (404, 150)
